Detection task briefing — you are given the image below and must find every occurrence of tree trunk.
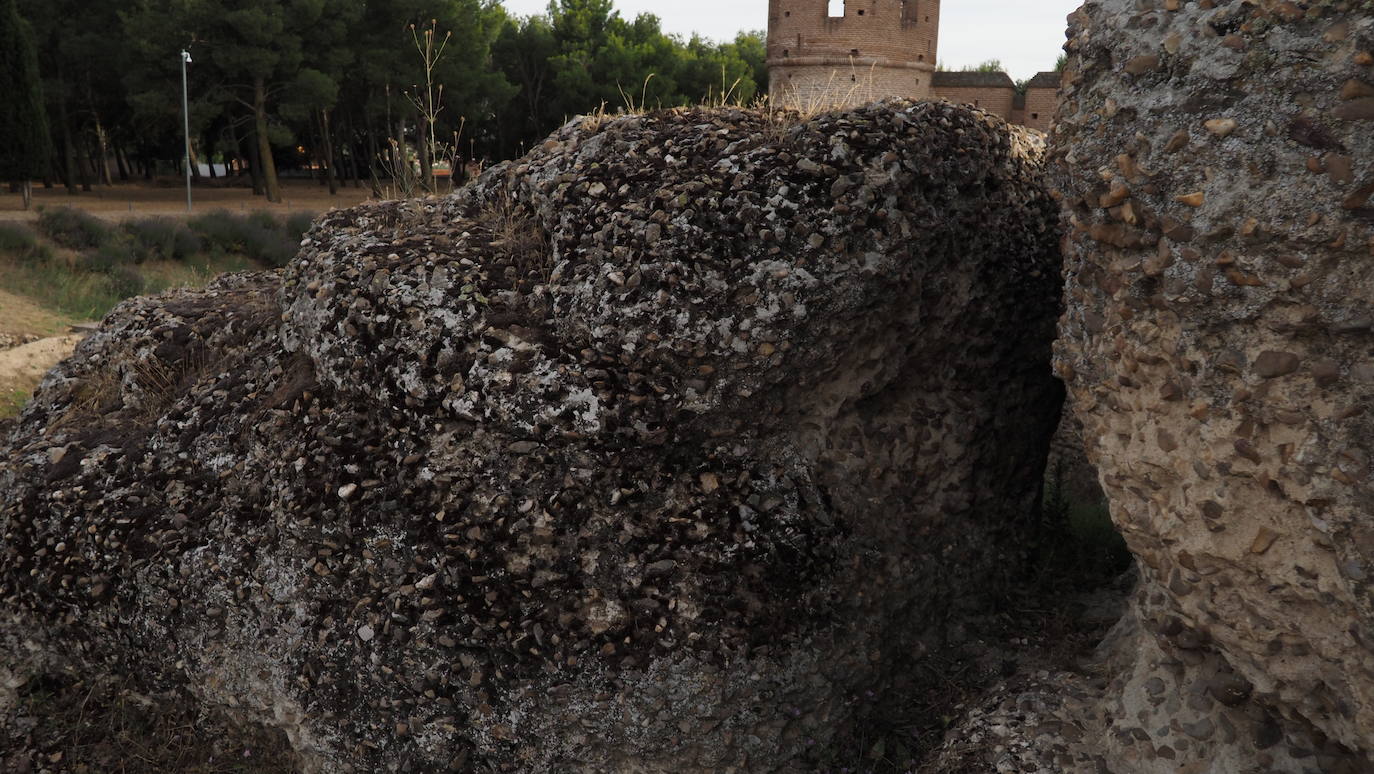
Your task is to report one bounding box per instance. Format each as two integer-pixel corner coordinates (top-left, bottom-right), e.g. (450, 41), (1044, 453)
(229, 120), (255, 191)
(56, 85), (78, 194)
(366, 118), (382, 197)
(92, 117), (113, 185)
(306, 115), (326, 187)
(75, 131), (95, 193)
(246, 124), (265, 196)
(254, 79), (281, 203)
(321, 109), (338, 196)
(346, 115), (362, 188)
(76, 133), (93, 192)
(21, 181), (33, 210)
(114, 144), (130, 182)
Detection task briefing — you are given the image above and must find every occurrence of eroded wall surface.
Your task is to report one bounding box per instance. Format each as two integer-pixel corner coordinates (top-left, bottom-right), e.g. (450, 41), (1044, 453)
(1055, 1), (1374, 771)
(0, 101), (1062, 773)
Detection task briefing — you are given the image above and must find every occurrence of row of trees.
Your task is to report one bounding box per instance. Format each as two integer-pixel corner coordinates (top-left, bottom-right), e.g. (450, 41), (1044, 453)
(0, 0), (766, 205)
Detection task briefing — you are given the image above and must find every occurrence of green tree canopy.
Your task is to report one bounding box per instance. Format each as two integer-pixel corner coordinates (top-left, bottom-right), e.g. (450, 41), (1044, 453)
(0, 0), (51, 182)
(7, 0), (769, 197)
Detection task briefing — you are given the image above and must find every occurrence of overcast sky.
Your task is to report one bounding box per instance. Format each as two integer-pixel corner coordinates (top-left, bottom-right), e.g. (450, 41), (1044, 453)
(499, 1), (1082, 80)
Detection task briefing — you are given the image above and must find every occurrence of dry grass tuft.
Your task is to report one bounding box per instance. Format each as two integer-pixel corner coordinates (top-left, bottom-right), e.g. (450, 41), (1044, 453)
(5, 670), (298, 773)
(129, 346), (211, 423)
(477, 193), (551, 289)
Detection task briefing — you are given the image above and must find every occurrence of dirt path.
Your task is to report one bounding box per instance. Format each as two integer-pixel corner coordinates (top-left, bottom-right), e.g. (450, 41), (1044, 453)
(0, 334), (84, 403)
(0, 289), (76, 340)
(0, 179), (374, 222)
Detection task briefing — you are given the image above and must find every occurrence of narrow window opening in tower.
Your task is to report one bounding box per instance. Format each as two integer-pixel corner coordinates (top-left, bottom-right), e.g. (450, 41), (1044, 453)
(857, 9), (864, 15)
(850, 48), (860, 57)
(783, 49), (790, 57)
(828, 0), (845, 18)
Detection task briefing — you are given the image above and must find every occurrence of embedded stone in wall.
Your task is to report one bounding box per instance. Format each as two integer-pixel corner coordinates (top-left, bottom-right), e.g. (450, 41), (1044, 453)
(0, 101), (1062, 772)
(1052, 1), (1374, 771)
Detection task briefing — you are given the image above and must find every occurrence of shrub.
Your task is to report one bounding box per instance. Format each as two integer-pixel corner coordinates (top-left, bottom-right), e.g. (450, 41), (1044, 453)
(0, 222), (38, 253)
(0, 223), (52, 265)
(187, 209), (303, 268)
(106, 265), (146, 298)
(284, 211), (316, 243)
(122, 218), (202, 262)
(81, 236), (140, 274)
(36, 206), (110, 249)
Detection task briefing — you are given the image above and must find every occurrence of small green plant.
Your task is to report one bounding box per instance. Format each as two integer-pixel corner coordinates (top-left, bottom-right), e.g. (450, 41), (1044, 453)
(36, 206), (111, 249)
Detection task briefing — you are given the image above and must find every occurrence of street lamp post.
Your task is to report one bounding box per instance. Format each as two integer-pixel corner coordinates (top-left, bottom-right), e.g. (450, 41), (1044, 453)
(181, 49), (193, 213)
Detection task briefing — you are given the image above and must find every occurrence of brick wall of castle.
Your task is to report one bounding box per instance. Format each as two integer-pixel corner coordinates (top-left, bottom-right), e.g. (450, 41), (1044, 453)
(930, 85), (1016, 121)
(767, 0), (939, 108)
(1020, 86), (1058, 132)
(772, 64), (928, 110)
(766, 0), (1061, 131)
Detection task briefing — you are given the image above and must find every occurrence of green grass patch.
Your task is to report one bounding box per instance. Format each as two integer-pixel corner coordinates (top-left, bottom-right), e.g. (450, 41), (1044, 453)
(1, 388), (30, 419)
(0, 208), (307, 322)
(1, 255), (126, 320)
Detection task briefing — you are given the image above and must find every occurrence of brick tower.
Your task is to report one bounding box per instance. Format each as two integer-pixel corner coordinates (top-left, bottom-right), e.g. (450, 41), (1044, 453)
(767, 0), (940, 109)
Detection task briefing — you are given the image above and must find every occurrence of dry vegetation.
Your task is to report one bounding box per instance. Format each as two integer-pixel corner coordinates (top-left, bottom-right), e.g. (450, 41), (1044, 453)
(6, 671), (298, 774)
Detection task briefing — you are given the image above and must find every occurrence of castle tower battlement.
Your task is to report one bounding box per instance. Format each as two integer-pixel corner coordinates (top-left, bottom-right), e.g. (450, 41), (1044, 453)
(767, 0), (940, 109)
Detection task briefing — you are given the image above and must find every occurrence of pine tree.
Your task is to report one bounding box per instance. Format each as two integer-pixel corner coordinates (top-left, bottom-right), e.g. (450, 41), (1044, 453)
(0, 0), (51, 209)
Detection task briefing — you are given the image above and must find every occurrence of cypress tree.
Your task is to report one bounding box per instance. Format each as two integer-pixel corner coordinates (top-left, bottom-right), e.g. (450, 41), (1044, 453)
(0, 0), (51, 208)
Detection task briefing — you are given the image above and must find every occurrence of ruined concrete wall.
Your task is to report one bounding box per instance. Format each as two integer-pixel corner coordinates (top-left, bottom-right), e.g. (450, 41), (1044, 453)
(1054, 1), (1374, 771)
(0, 101), (1062, 773)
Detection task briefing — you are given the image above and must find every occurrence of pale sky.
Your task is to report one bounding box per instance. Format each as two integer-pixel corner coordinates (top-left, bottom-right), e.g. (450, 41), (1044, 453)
(498, 1), (1082, 80)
